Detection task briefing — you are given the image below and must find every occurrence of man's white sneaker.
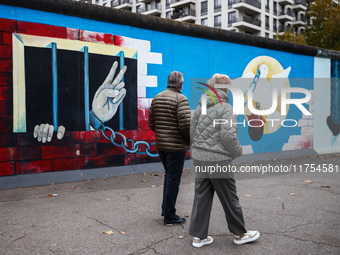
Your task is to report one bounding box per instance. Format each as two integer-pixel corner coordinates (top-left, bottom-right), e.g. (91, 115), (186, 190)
(192, 236), (214, 248)
(234, 230), (260, 245)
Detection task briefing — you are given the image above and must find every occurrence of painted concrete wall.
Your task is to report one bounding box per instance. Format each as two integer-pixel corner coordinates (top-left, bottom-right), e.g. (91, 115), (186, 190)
(0, 3), (339, 178)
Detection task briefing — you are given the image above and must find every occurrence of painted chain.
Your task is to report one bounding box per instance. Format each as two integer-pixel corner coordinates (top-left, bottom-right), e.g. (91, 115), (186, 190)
(244, 65), (261, 108)
(99, 126), (159, 157)
(97, 68), (264, 158)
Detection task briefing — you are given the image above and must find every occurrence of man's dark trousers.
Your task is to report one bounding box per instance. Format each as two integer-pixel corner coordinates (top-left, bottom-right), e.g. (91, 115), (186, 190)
(158, 150), (186, 222)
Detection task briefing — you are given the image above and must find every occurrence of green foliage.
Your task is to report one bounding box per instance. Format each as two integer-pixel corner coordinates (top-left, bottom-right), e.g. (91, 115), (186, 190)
(305, 0), (340, 50)
(274, 29), (306, 45)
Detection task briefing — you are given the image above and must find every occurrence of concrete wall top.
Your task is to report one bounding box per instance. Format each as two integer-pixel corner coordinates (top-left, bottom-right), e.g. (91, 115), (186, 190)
(1, 0), (340, 60)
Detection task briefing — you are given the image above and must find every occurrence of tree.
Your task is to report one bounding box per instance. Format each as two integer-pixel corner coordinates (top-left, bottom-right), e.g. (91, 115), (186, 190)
(274, 28), (306, 45)
(305, 0), (340, 50)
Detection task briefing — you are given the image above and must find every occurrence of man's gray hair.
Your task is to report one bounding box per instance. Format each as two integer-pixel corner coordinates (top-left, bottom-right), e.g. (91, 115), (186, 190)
(167, 71), (184, 90)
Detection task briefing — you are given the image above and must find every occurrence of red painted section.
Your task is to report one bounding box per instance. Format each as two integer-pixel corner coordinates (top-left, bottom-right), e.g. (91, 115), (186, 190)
(16, 160), (53, 174)
(0, 133), (17, 147)
(0, 117), (12, 132)
(55, 26), (67, 39)
(85, 154), (124, 168)
(0, 161), (14, 176)
(0, 18), (159, 177)
(103, 33), (115, 45)
(66, 28), (80, 40)
(114, 35), (124, 46)
(18, 146), (41, 161)
(0, 72), (9, 85)
(80, 31), (114, 44)
(0, 45), (12, 59)
(70, 143), (97, 157)
(41, 145), (71, 159)
(53, 157), (85, 171)
(0, 147), (18, 162)
(1, 32), (12, 45)
(97, 143), (127, 155)
(17, 21), (56, 37)
(0, 101), (11, 117)
(0, 86), (10, 100)
(0, 60), (12, 72)
(142, 130), (155, 141)
(0, 18), (16, 32)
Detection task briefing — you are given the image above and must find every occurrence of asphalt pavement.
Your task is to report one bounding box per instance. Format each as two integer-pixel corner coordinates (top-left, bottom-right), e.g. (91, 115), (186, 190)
(0, 153), (339, 255)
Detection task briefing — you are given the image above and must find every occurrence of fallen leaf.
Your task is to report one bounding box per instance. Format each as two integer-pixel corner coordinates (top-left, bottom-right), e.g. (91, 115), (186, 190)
(102, 230), (114, 235)
(304, 180), (313, 183)
(76, 187), (81, 189)
(55, 187), (60, 190)
(151, 173), (159, 176)
(245, 194), (251, 197)
(178, 236), (185, 239)
(128, 208), (132, 211)
(184, 214), (189, 218)
(51, 244), (57, 247)
(150, 185), (157, 188)
(7, 192), (14, 195)
(320, 185), (330, 188)
(183, 168), (189, 172)
(105, 198), (110, 201)
(120, 231), (126, 235)
(290, 193), (296, 196)
(141, 180), (147, 183)
(47, 193), (58, 198)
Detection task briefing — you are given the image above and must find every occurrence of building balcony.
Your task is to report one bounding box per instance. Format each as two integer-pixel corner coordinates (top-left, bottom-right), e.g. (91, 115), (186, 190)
(230, 15), (261, 32)
(292, 0), (307, 11)
(229, 0), (261, 14)
(112, 0), (132, 10)
(277, 0), (294, 6)
(172, 9), (196, 22)
(278, 25), (292, 33)
(277, 9), (294, 22)
(138, 0), (151, 3)
(292, 15), (307, 26)
(143, 4), (162, 16)
(170, 0), (196, 9)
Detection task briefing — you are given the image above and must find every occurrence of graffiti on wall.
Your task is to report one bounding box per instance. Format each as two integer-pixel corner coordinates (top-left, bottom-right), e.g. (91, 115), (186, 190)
(0, 17), (163, 176)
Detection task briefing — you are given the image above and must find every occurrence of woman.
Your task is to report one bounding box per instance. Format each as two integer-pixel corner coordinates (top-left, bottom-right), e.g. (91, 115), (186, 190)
(189, 74), (260, 248)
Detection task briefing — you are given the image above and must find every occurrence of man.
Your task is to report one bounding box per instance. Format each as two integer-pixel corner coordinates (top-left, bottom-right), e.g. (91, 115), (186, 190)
(148, 71), (191, 226)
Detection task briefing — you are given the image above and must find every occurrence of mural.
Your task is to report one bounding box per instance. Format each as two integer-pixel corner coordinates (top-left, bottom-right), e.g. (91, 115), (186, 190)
(191, 56), (313, 154)
(0, 3), (336, 179)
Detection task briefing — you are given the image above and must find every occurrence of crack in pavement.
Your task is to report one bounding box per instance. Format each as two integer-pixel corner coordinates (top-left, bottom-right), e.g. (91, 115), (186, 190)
(8, 233), (27, 246)
(86, 216), (120, 233)
(130, 235), (176, 255)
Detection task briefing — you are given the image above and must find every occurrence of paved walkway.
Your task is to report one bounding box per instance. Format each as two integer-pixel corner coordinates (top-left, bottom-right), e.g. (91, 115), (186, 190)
(1, 153), (339, 255)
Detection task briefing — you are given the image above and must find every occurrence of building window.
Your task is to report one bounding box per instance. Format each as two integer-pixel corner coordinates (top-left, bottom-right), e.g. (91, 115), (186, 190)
(215, 0), (222, 12)
(166, 0), (171, 9)
(201, 18), (208, 26)
(166, 11), (172, 19)
(145, 3), (151, 11)
(214, 15), (221, 28)
(156, 0), (161, 10)
(265, 33), (269, 38)
(265, 16), (269, 30)
(228, 11), (237, 25)
(201, 1), (208, 16)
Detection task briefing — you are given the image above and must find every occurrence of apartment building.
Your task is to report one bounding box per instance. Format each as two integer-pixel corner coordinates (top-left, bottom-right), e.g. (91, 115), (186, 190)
(91, 0), (309, 39)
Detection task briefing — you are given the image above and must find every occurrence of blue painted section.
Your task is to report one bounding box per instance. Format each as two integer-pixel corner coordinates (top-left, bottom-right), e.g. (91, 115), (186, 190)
(118, 51), (124, 130)
(52, 42), (58, 131)
(83, 46), (90, 131)
(331, 60), (340, 124)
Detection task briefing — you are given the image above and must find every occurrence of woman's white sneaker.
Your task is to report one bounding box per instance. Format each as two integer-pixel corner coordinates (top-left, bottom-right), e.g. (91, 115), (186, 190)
(192, 236), (214, 248)
(234, 231), (260, 245)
